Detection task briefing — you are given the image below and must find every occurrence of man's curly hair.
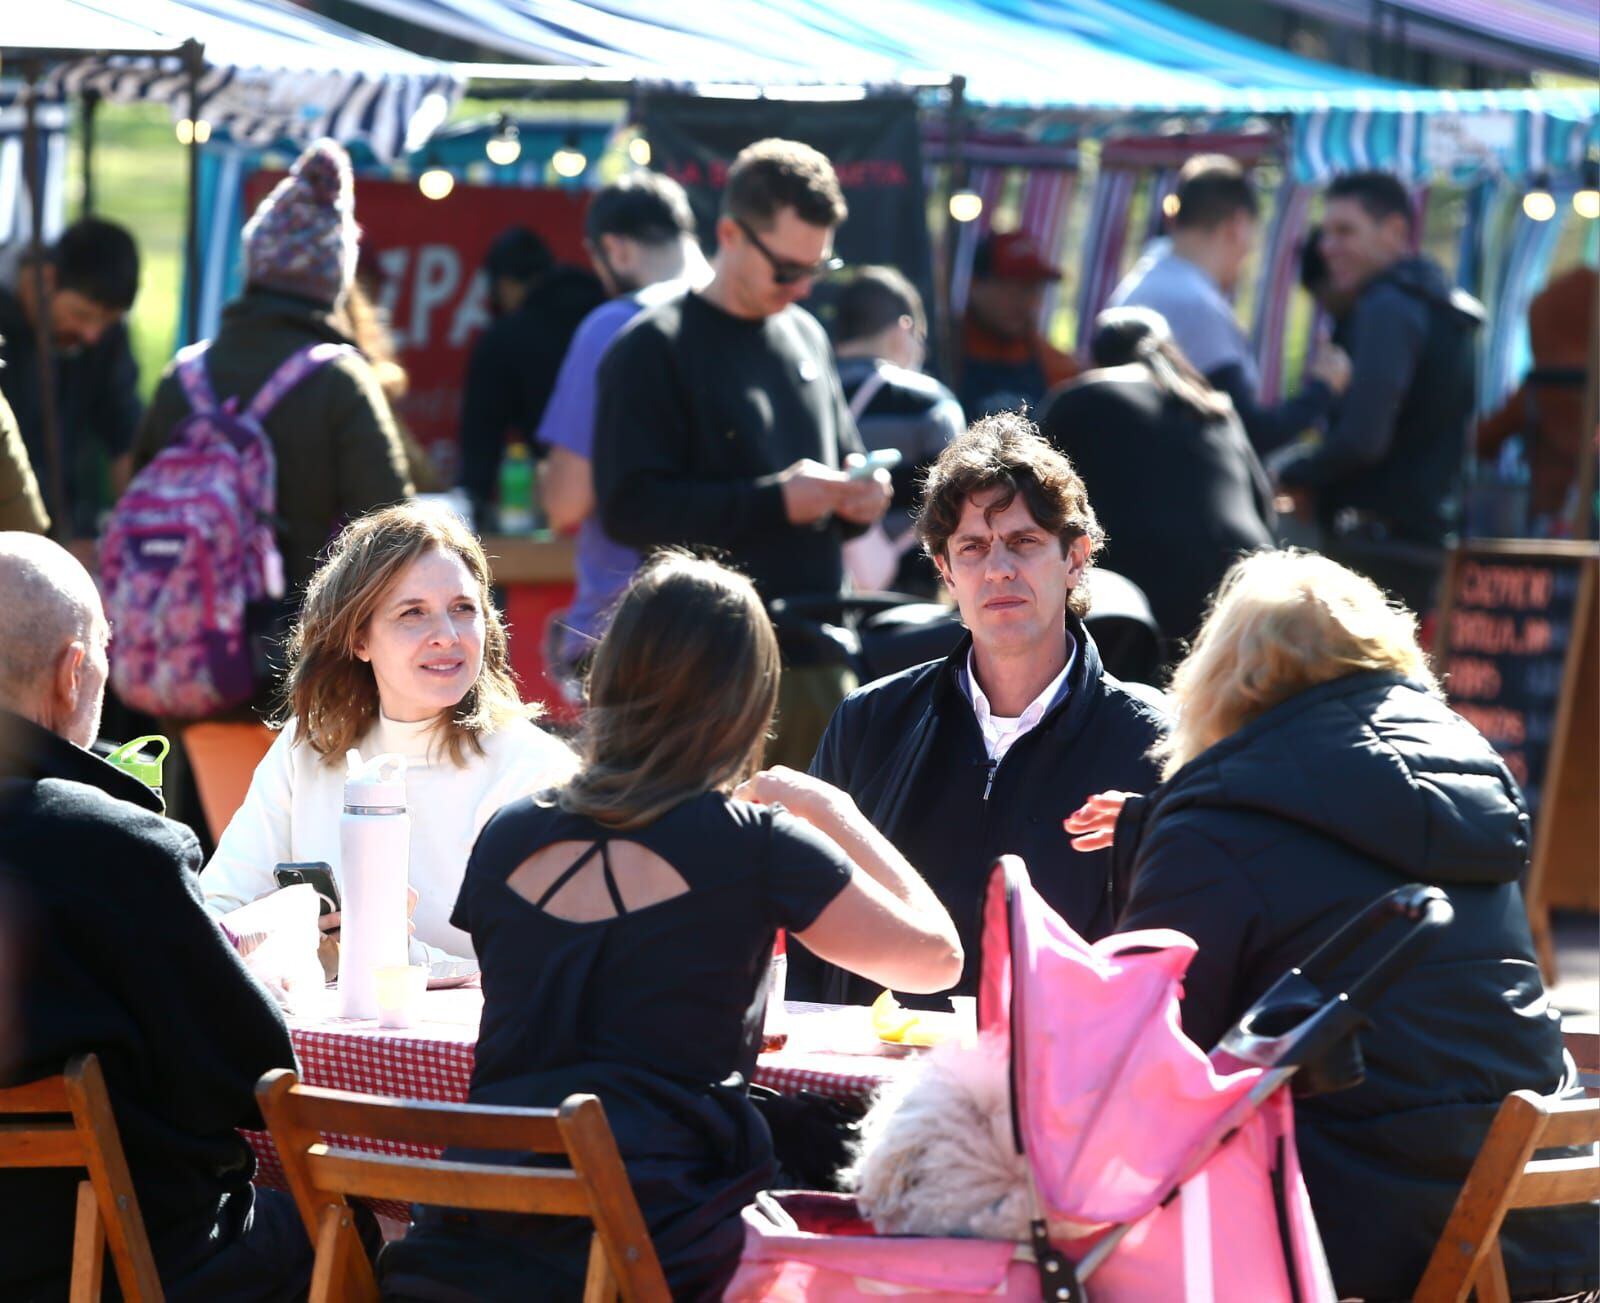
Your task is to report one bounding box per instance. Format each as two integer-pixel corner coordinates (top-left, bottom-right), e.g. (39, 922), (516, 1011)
(917, 411), (1103, 618)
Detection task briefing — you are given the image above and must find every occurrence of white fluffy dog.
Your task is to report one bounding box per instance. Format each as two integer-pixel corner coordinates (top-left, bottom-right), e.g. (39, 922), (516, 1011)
(842, 1033), (1033, 1240)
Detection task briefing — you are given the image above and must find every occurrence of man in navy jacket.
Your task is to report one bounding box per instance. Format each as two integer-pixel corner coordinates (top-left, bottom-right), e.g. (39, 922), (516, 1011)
(794, 413), (1168, 1005)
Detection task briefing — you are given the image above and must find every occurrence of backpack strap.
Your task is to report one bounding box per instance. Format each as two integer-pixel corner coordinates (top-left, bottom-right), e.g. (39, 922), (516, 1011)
(175, 341), (219, 414)
(246, 342), (358, 424)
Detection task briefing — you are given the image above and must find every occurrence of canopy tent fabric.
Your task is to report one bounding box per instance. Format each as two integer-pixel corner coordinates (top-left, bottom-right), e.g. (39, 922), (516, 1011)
(24, 0), (460, 163)
(1259, 0), (1598, 77)
(1288, 88), (1600, 186)
(327, 0), (1397, 106)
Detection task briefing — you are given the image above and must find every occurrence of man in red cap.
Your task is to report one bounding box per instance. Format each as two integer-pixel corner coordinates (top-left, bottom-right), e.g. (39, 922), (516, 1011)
(958, 230), (1077, 420)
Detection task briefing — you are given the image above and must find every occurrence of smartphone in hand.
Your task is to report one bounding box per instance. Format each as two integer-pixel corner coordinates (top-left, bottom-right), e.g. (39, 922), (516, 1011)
(273, 862), (340, 918)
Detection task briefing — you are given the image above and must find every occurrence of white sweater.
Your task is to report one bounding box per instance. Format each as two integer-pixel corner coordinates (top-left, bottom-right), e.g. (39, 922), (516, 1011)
(202, 712), (573, 961)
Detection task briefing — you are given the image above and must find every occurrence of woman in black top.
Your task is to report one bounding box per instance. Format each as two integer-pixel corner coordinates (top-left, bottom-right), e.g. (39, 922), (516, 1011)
(379, 553), (962, 1302)
(1040, 307), (1275, 653)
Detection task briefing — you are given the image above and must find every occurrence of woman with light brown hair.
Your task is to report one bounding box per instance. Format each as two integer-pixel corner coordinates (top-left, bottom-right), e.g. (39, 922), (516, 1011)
(1065, 549), (1590, 1301)
(379, 551), (961, 1301)
(201, 500), (572, 965)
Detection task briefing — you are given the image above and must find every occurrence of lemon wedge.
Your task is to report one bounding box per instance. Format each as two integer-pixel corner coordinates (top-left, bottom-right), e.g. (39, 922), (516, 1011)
(870, 990), (921, 1043)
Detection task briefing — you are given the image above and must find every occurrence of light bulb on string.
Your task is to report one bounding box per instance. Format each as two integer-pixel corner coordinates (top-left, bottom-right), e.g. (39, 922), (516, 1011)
(551, 133), (587, 179)
(485, 116), (521, 167)
(418, 164), (454, 201)
(1522, 175), (1556, 222)
(1575, 189), (1600, 220)
(1161, 192), (1181, 219)
(628, 136), (652, 167)
(175, 118), (211, 145)
(948, 190), (983, 223)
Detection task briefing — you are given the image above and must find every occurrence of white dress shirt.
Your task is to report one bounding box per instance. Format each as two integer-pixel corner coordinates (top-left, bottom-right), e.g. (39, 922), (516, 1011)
(961, 635), (1077, 765)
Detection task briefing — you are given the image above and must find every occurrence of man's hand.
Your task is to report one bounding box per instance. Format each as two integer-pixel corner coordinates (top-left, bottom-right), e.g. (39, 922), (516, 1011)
(835, 456), (893, 526)
(1307, 329), (1352, 396)
(1063, 791), (1136, 853)
(779, 458), (848, 526)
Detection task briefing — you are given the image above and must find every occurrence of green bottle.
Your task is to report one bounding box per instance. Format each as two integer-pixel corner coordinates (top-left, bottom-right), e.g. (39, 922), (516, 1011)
(499, 442), (535, 534)
(105, 734), (170, 806)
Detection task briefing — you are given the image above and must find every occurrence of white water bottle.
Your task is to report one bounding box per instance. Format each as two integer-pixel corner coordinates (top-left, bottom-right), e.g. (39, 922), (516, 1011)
(337, 750), (411, 1019)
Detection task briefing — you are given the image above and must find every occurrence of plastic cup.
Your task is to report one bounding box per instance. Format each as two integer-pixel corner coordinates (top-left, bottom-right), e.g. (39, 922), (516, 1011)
(373, 964), (429, 1029)
(950, 996), (978, 1046)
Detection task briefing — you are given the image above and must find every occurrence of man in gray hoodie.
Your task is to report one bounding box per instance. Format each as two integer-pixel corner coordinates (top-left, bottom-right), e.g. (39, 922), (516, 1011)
(1274, 170), (1484, 614)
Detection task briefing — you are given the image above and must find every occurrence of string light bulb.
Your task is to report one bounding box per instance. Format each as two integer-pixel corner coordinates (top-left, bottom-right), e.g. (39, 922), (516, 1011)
(175, 118), (211, 145)
(485, 116), (521, 167)
(628, 136), (652, 167)
(1522, 175), (1556, 222)
(948, 190), (983, 223)
(418, 165), (455, 201)
(1575, 189), (1600, 220)
(551, 133), (587, 179)
(1162, 192), (1181, 219)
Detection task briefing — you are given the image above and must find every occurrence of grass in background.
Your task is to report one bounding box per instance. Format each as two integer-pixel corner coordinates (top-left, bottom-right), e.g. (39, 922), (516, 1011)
(66, 103), (186, 403)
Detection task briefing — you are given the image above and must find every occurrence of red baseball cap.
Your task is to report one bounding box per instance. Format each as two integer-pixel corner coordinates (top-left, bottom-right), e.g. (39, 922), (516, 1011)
(974, 230), (1060, 283)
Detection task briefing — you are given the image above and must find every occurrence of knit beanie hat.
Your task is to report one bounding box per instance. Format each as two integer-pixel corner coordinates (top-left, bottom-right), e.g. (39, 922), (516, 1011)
(242, 138), (359, 305)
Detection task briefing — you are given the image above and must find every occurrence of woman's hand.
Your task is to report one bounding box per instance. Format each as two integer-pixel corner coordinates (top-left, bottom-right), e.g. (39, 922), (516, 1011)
(1063, 791), (1136, 852)
(734, 766), (848, 827)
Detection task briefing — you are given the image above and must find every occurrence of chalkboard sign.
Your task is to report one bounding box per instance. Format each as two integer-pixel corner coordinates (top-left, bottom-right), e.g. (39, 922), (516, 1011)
(1435, 540), (1599, 977)
(1437, 543), (1590, 818)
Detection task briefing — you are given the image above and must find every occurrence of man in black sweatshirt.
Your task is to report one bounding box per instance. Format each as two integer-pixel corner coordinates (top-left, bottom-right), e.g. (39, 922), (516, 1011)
(1274, 170), (1485, 615)
(0, 533), (311, 1301)
(594, 139), (891, 767)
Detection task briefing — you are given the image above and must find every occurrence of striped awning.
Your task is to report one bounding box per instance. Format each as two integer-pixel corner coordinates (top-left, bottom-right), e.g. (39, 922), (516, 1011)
(329, 0), (1400, 106)
(20, 0), (460, 163)
(1288, 88), (1600, 185)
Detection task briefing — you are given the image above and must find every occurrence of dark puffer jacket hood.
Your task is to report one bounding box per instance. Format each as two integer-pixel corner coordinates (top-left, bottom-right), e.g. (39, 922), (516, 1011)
(1379, 253), (1486, 331)
(1166, 669), (1529, 888)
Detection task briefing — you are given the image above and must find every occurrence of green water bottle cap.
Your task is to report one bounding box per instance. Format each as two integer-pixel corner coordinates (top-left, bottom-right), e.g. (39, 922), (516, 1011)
(105, 734), (170, 791)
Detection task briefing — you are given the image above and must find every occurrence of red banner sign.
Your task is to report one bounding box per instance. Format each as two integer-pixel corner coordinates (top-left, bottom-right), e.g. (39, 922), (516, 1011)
(243, 173), (592, 483)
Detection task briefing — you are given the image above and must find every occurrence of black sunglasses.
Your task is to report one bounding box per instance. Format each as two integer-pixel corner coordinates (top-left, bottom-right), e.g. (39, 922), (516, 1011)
(734, 216), (844, 286)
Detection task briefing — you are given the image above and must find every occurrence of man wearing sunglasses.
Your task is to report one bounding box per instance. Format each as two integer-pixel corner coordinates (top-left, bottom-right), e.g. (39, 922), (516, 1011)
(595, 138), (891, 767)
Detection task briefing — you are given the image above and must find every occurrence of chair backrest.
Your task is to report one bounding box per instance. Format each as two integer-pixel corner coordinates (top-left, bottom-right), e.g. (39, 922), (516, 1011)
(256, 1070), (671, 1303)
(180, 722), (275, 841)
(1413, 1087), (1600, 1303)
(0, 1054), (163, 1301)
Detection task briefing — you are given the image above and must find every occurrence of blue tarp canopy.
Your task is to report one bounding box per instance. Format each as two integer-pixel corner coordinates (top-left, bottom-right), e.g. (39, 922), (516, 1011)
(12, 0), (460, 162)
(328, 0), (1399, 106)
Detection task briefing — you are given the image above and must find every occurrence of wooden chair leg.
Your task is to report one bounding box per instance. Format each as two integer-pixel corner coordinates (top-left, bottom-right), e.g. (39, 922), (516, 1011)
(68, 1181), (106, 1303)
(582, 1234), (618, 1303)
(1475, 1238), (1512, 1303)
(308, 1203), (365, 1303)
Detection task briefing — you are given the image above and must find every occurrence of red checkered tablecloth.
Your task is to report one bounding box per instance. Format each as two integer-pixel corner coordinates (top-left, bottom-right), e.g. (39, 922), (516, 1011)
(245, 992), (905, 1216)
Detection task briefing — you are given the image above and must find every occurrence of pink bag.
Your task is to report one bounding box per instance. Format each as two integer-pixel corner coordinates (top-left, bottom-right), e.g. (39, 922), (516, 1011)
(726, 857), (1338, 1302)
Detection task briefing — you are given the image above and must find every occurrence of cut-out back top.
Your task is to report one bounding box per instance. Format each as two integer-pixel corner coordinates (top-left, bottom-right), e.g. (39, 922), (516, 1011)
(455, 788), (854, 1096)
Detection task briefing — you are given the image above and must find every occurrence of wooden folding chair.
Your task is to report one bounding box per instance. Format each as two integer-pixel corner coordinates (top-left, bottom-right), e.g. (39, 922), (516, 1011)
(0, 1054), (163, 1301)
(1563, 1028), (1600, 1095)
(1413, 1088), (1600, 1303)
(256, 1069), (670, 1303)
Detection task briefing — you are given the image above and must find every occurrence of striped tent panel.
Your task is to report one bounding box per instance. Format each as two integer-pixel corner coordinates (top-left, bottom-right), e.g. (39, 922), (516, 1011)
(34, 0), (460, 165)
(0, 101), (69, 251)
(1074, 167), (1140, 360)
(1021, 168), (1076, 331)
(1291, 102), (1597, 186)
(1480, 191), (1567, 414)
(1249, 179), (1315, 405)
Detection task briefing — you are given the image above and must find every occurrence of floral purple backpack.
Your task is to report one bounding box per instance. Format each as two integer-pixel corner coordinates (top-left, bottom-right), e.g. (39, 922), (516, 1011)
(101, 340), (352, 719)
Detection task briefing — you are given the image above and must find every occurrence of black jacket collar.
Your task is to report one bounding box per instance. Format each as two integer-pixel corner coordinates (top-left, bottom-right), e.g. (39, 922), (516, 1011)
(0, 709), (162, 813)
(930, 611), (1101, 734)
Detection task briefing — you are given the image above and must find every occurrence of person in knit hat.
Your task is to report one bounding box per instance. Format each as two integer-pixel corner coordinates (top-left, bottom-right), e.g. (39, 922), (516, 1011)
(242, 137), (361, 306)
(134, 137), (412, 609)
